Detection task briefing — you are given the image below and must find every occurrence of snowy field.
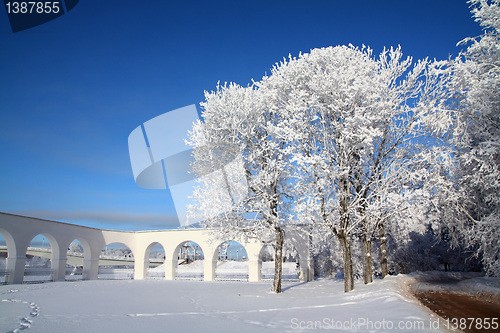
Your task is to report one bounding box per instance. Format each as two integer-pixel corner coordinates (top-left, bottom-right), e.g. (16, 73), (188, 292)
(2, 258), (499, 333)
(0, 274), (445, 333)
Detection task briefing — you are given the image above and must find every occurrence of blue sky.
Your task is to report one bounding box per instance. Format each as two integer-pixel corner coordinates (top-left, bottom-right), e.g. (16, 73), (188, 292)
(0, 1), (483, 231)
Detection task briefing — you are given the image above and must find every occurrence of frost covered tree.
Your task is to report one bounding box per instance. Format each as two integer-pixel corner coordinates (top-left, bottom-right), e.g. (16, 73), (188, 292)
(262, 45), (451, 291)
(443, 0), (500, 276)
(68, 241), (83, 255)
(187, 34), (475, 293)
(187, 83), (296, 293)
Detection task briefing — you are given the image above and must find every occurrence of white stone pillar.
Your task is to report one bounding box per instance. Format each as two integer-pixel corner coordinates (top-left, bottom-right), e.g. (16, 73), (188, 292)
(134, 258), (147, 280)
(83, 258), (99, 280)
(51, 257), (67, 281)
(248, 260), (261, 282)
(164, 259), (177, 280)
(203, 259), (216, 281)
(6, 256), (26, 284)
(299, 259), (314, 282)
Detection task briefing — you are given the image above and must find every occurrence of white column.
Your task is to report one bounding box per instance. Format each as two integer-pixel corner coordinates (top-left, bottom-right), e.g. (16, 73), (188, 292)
(134, 257), (147, 280)
(164, 259), (177, 280)
(6, 256), (26, 284)
(51, 257), (67, 281)
(83, 258), (99, 280)
(203, 259), (216, 281)
(299, 259), (314, 282)
(248, 260), (261, 282)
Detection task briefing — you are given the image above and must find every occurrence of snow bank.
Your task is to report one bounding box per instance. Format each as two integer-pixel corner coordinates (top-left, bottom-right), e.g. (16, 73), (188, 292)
(456, 277), (500, 302)
(406, 270), (500, 303)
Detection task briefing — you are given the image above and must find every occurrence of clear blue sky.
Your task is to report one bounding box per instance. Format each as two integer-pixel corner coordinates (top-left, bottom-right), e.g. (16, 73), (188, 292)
(0, 0), (483, 231)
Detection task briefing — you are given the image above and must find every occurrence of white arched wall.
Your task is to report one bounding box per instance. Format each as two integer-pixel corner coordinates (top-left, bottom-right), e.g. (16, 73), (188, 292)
(285, 229), (314, 282)
(0, 227), (15, 258)
(169, 239), (206, 280)
(210, 240), (250, 281)
(99, 239), (136, 280)
(0, 213), (106, 283)
(0, 212), (312, 284)
(207, 238), (264, 282)
(135, 230), (213, 281)
(64, 238), (91, 279)
(133, 230), (266, 282)
(27, 233), (59, 281)
(139, 242), (166, 279)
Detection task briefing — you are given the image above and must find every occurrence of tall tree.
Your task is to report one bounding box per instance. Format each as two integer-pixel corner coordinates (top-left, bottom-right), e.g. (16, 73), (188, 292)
(262, 45), (449, 291)
(187, 83), (296, 293)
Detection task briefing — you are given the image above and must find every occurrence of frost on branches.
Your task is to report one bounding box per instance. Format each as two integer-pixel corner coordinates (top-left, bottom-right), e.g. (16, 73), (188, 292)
(188, 45), (452, 293)
(445, 0), (500, 276)
(187, 83), (297, 293)
(186, 1), (500, 294)
(261, 45), (451, 291)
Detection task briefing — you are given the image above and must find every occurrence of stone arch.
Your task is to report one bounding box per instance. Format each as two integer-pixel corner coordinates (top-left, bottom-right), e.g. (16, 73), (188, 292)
(256, 242), (301, 281)
(30, 233), (58, 253)
(99, 242), (135, 280)
(285, 234), (309, 262)
(212, 240), (249, 281)
(284, 229), (314, 282)
(66, 237), (96, 280)
(209, 240), (248, 262)
(65, 238), (90, 280)
(25, 233), (59, 282)
(171, 240), (206, 262)
(0, 227), (15, 258)
(78, 237), (91, 258)
(143, 242), (166, 279)
(169, 240), (205, 280)
(102, 241), (135, 258)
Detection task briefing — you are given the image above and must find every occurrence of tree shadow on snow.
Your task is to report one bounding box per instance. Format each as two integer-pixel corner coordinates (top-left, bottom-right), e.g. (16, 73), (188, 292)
(281, 281), (308, 292)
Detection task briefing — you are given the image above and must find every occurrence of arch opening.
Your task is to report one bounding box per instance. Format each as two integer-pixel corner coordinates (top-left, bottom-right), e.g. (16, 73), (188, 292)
(174, 241), (204, 280)
(215, 241), (248, 281)
(65, 239), (86, 280)
(25, 234), (55, 283)
(145, 242), (165, 279)
(260, 244), (300, 282)
(98, 243), (135, 280)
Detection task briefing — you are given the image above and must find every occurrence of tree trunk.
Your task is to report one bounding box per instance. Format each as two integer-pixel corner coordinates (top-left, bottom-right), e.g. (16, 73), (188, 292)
(338, 233), (354, 292)
(379, 223), (388, 278)
(272, 226), (284, 293)
(362, 235), (373, 284)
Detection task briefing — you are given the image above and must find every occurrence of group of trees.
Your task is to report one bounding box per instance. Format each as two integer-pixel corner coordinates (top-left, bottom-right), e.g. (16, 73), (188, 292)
(187, 0), (499, 293)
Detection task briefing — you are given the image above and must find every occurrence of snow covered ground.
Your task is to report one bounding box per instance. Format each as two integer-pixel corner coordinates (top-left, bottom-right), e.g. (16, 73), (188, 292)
(3, 259), (499, 333)
(406, 270), (500, 297)
(0, 274), (446, 333)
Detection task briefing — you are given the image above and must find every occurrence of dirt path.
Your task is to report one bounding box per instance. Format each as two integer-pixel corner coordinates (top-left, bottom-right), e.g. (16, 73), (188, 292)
(414, 292), (500, 333)
(408, 273), (500, 333)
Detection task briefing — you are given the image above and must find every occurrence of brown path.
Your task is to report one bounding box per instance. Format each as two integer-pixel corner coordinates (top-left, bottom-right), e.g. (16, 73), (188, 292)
(408, 273), (500, 333)
(414, 292), (500, 333)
